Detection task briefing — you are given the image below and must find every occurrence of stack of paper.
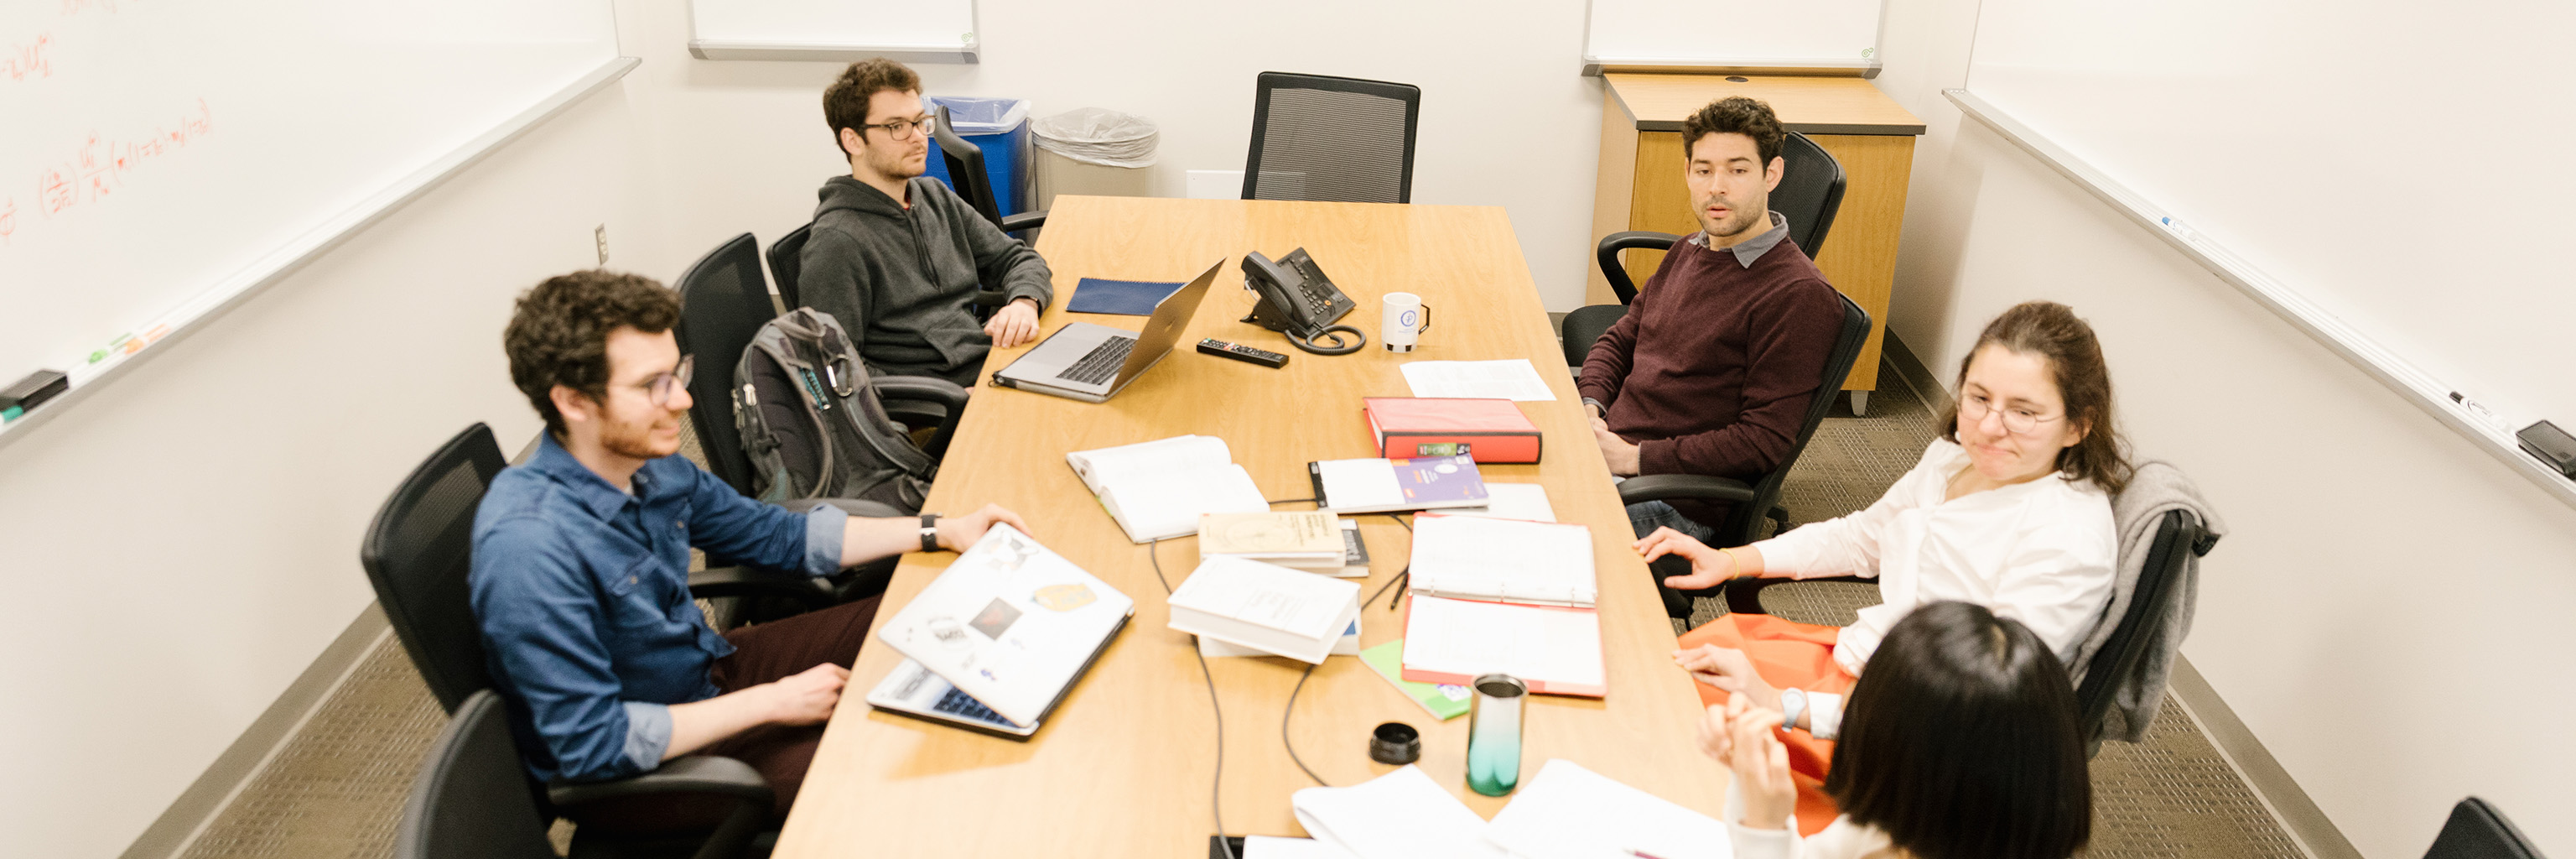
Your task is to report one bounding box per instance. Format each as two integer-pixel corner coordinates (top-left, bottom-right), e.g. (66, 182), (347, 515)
(1406, 513), (1595, 607)
(1167, 556), (1363, 664)
(1397, 359), (1558, 402)
(1065, 435), (1269, 543)
(1480, 760), (1729, 859)
(1402, 596), (1605, 697)
(1443, 483), (1556, 523)
(1291, 766), (1509, 859)
(1309, 455), (1489, 514)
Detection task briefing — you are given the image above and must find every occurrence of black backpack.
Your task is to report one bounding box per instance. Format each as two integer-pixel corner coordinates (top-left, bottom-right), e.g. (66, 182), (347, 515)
(732, 309), (934, 512)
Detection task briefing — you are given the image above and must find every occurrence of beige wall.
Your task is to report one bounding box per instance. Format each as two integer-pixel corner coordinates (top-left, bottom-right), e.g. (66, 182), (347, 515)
(612, 0), (1610, 310)
(1872, 1), (2576, 856)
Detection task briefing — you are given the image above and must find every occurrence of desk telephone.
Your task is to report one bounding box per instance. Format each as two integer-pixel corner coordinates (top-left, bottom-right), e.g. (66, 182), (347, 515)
(1241, 248), (1366, 355)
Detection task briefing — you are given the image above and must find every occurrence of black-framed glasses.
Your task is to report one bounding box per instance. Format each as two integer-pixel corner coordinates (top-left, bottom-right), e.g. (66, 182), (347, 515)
(1958, 391), (2061, 435)
(865, 115), (936, 141)
(640, 355), (693, 408)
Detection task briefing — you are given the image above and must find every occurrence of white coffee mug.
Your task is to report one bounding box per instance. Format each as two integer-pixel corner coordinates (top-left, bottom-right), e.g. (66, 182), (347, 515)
(1383, 292), (1433, 351)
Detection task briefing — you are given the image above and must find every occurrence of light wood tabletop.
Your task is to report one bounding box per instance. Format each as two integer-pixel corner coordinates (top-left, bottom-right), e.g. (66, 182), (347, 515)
(771, 195), (1731, 858)
(1603, 73), (1924, 135)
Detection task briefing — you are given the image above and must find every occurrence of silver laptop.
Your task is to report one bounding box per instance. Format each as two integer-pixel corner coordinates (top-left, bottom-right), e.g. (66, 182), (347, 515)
(991, 259), (1223, 403)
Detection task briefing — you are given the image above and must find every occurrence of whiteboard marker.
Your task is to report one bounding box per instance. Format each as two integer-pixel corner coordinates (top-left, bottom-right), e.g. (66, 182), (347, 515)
(2449, 392), (2506, 432)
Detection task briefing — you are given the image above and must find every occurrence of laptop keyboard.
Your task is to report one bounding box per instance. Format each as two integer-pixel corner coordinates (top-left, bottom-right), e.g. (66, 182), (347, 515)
(1059, 336), (1137, 385)
(932, 686), (1012, 726)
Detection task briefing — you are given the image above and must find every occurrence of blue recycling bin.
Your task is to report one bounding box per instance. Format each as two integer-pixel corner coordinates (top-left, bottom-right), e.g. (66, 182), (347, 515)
(922, 96), (1032, 217)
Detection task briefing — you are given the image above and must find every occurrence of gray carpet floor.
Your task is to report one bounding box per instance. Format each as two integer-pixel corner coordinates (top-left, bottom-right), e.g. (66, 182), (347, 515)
(171, 358), (2305, 859)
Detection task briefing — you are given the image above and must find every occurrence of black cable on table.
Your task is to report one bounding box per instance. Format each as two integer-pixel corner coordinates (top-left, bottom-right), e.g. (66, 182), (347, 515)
(1150, 537), (1236, 859)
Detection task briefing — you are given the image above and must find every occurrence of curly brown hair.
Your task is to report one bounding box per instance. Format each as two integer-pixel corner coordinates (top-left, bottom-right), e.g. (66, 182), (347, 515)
(823, 58), (921, 158)
(503, 269), (680, 436)
(1681, 96), (1785, 165)
(1938, 301), (2134, 493)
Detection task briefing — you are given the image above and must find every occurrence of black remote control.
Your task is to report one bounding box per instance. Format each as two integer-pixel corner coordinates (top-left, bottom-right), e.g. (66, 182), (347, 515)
(1197, 338), (1289, 368)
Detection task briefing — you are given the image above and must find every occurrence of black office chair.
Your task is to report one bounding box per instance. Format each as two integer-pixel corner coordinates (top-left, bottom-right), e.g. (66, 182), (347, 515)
(765, 221), (812, 311)
(1623, 292), (1870, 620)
(932, 103), (1047, 236)
(2423, 798), (2544, 859)
(362, 424), (826, 856)
(1561, 132), (1848, 367)
(677, 233), (970, 474)
(1242, 72), (1420, 204)
(397, 690), (769, 859)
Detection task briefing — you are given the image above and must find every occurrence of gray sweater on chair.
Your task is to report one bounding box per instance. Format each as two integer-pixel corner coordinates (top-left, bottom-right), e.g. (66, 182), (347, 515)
(2073, 460), (2227, 743)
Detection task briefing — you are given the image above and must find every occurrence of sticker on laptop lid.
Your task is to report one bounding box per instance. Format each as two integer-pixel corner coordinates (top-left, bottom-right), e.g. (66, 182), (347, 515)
(1032, 583), (1096, 612)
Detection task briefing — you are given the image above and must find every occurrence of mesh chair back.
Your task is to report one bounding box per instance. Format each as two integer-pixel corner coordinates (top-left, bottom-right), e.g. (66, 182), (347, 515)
(1772, 133), (1847, 257)
(932, 104), (1006, 228)
(2076, 508), (2215, 745)
(673, 233), (774, 497)
(2423, 798), (2543, 859)
(766, 223), (812, 310)
(1243, 72), (1420, 204)
(1716, 293), (1870, 544)
(394, 690), (558, 859)
(361, 424), (506, 714)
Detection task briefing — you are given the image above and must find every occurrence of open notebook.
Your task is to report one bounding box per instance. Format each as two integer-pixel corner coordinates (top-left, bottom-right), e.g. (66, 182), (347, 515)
(1064, 435), (1268, 543)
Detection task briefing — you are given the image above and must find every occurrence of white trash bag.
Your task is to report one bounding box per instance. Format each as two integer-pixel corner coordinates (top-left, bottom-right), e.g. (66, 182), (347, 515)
(1031, 107), (1159, 169)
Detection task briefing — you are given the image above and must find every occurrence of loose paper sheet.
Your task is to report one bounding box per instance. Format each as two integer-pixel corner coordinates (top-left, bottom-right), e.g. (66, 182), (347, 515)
(1400, 359), (1558, 402)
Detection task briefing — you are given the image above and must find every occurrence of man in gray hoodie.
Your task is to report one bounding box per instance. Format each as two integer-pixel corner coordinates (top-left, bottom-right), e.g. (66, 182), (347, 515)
(801, 58), (1053, 388)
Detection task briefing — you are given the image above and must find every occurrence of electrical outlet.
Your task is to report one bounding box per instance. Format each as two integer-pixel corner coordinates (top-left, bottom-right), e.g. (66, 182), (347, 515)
(595, 225), (609, 264)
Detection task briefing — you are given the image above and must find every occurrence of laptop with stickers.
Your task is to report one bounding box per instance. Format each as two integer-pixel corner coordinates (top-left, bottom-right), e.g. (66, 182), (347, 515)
(869, 524), (1134, 736)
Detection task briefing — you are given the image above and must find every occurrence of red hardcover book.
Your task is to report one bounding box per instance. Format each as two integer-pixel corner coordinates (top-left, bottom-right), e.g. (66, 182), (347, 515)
(1363, 398), (1543, 464)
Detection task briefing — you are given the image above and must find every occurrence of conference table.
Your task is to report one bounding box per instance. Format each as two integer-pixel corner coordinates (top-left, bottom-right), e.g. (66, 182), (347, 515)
(773, 196), (1731, 856)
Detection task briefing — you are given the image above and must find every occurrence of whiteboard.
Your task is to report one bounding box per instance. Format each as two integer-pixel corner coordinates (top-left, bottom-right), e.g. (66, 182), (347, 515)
(0, 0), (622, 432)
(1961, 0), (2576, 504)
(689, 0), (979, 62)
(1583, 0), (1883, 74)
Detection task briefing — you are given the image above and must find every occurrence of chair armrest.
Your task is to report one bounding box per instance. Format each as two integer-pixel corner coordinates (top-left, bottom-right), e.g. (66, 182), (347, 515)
(1595, 231), (1681, 305)
(548, 755), (773, 807)
(687, 565), (834, 606)
(1618, 474), (1758, 507)
(1000, 210), (1047, 232)
(871, 375), (971, 411)
(1720, 575), (1877, 617)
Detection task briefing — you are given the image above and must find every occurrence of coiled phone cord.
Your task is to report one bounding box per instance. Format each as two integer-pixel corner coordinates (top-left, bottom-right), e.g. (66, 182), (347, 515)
(1287, 324), (1368, 355)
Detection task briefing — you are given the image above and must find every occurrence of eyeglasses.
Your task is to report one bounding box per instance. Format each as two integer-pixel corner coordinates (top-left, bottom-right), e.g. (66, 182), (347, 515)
(865, 115), (936, 141)
(637, 355), (693, 409)
(1958, 391), (2061, 435)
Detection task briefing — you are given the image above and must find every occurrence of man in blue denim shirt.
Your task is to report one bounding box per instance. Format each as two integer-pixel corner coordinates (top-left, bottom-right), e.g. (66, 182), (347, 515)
(474, 270), (1027, 815)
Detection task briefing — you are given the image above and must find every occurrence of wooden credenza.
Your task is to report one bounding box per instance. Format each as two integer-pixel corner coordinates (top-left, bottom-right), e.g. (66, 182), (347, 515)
(1590, 74), (1924, 409)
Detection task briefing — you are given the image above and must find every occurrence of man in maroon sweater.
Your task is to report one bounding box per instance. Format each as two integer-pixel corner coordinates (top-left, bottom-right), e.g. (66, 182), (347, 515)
(1578, 96), (1845, 542)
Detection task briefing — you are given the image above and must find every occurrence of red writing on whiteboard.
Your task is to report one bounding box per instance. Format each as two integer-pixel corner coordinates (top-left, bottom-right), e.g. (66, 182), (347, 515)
(4, 34), (51, 82)
(0, 197), (17, 243)
(32, 97), (214, 218)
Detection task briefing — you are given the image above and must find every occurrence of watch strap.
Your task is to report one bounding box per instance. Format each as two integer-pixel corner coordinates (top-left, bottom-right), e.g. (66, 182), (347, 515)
(919, 513), (940, 553)
(1779, 687), (1806, 732)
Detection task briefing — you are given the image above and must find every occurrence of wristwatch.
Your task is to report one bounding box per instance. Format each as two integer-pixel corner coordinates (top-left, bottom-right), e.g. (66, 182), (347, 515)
(919, 513), (941, 553)
(1779, 687), (1807, 732)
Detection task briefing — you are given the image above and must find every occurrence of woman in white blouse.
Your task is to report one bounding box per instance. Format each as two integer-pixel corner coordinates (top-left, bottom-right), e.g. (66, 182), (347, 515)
(1706, 601), (2093, 859)
(1639, 300), (2130, 832)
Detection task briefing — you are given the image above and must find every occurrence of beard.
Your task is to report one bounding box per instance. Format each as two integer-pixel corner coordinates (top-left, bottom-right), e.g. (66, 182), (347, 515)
(870, 144), (927, 180)
(600, 413), (678, 461)
(1696, 196), (1767, 239)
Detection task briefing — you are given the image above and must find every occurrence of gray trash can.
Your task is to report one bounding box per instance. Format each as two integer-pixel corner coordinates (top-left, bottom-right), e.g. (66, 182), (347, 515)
(1031, 107), (1158, 208)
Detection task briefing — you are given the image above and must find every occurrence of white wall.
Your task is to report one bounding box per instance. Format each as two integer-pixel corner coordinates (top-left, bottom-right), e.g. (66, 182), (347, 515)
(0, 84), (648, 859)
(615, 0), (1607, 310)
(1872, 1), (2576, 856)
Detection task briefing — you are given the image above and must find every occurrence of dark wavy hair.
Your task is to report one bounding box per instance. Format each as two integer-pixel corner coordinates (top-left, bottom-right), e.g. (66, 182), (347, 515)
(1938, 300), (2133, 493)
(1681, 96), (1785, 166)
(823, 57), (922, 158)
(502, 269), (679, 436)
(1827, 601), (2093, 859)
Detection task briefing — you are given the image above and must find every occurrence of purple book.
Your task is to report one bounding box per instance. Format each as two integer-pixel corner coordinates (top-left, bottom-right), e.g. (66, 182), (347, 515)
(1308, 454), (1490, 514)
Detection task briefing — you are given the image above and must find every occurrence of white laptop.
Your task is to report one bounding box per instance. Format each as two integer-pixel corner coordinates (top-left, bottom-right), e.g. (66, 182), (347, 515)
(870, 524), (1135, 733)
(990, 260), (1222, 403)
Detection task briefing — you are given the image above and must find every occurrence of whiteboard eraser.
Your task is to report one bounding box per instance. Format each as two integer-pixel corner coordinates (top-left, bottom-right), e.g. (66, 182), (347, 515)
(1, 369), (68, 412)
(2518, 420), (2576, 478)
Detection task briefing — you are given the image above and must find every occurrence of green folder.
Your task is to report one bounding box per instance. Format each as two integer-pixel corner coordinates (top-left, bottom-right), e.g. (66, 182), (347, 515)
(1361, 638), (1472, 720)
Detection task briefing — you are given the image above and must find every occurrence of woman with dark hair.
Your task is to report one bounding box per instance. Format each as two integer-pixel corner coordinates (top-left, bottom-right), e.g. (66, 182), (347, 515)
(1645, 300), (2128, 832)
(1705, 601), (2092, 859)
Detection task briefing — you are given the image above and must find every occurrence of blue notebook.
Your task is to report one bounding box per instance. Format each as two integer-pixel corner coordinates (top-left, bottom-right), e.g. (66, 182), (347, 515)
(1067, 278), (1186, 315)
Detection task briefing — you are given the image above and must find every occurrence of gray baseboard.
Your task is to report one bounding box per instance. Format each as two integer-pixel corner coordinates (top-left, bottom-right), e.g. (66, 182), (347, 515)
(1880, 330), (1954, 415)
(2166, 657), (2361, 859)
(127, 604), (392, 859)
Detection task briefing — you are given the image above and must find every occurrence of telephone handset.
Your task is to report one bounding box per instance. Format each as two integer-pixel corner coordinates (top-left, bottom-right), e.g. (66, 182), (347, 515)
(1240, 248), (1366, 355)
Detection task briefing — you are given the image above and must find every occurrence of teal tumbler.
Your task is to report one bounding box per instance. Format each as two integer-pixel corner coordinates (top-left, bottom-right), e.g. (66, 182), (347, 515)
(1465, 674), (1526, 796)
